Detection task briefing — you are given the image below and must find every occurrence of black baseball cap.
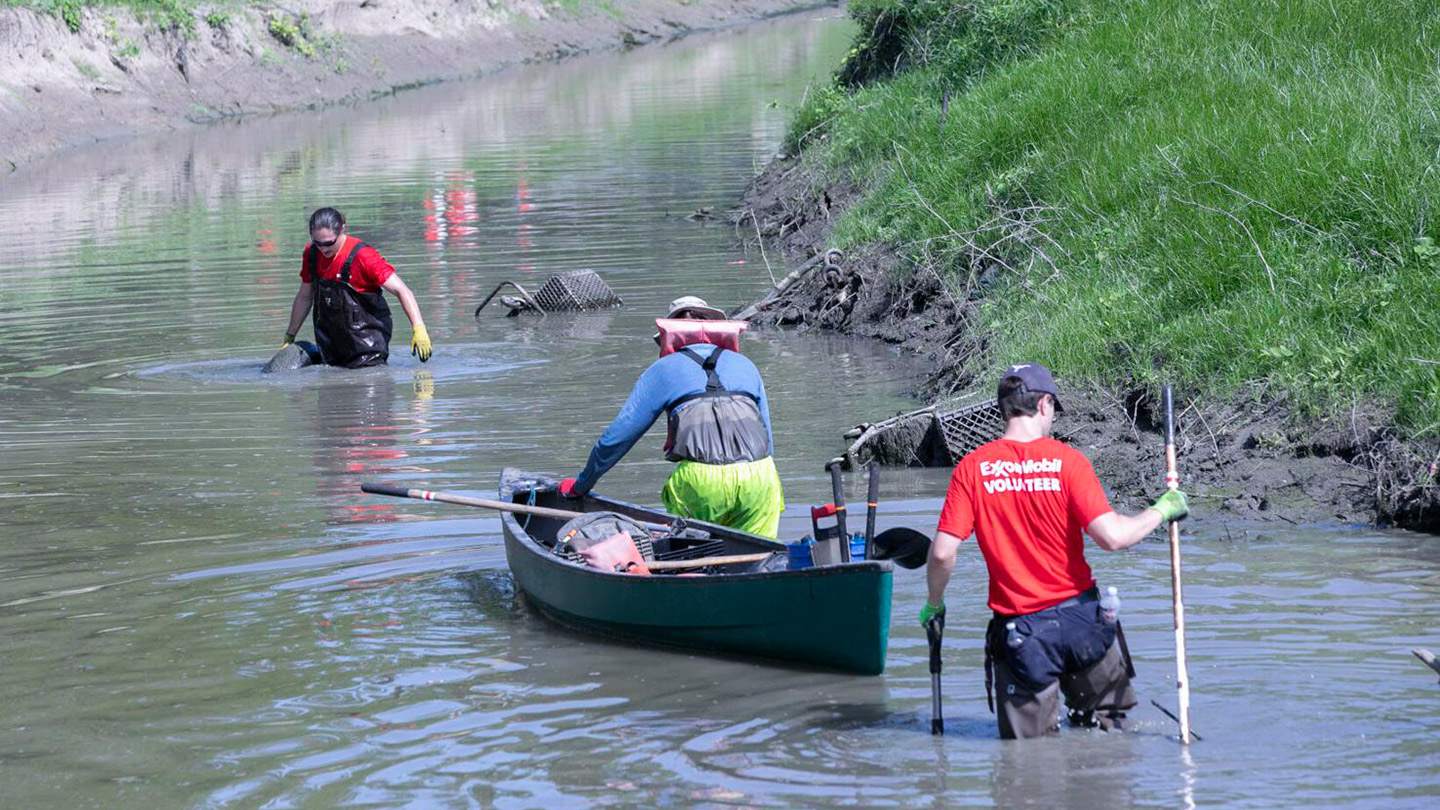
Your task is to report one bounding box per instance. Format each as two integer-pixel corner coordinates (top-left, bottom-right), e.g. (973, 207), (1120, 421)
(1001, 362), (1064, 412)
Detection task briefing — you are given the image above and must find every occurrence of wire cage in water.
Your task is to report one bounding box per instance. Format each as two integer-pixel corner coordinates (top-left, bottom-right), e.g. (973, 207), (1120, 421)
(476, 270), (624, 316)
(935, 398), (1005, 464)
(842, 394), (1004, 468)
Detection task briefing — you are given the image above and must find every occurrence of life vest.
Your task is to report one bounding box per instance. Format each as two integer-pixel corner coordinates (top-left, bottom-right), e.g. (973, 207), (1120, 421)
(307, 240), (393, 368)
(664, 347), (772, 465)
(655, 318), (746, 357)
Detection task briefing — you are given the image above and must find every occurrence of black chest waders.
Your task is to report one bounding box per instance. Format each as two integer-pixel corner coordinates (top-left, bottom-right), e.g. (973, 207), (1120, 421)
(308, 242), (393, 368)
(664, 348), (771, 465)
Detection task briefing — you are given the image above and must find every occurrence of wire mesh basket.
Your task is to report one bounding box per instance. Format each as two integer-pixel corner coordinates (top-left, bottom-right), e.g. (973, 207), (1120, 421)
(476, 269), (624, 316)
(935, 398), (1004, 464)
(533, 270), (624, 311)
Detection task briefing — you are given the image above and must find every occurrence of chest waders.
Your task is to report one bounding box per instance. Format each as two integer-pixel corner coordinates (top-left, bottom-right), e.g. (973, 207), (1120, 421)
(664, 348), (771, 465)
(307, 242), (393, 368)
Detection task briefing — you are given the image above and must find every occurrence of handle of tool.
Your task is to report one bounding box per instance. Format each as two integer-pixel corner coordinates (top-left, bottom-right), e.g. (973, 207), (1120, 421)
(646, 553), (774, 571)
(864, 462), (879, 560)
(828, 460), (850, 562)
(924, 613), (945, 735)
(1162, 386), (1193, 745)
(360, 482), (583, 521)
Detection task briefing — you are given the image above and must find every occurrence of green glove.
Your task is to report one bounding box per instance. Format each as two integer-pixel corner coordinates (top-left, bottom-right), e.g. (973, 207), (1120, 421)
(281, 332), (295, 348)
(1150, 488), (1190, 522)
(919, 602), (946, 627)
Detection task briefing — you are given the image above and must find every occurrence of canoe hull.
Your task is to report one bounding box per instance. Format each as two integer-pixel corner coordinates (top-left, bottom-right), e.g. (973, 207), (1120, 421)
(499, 468), (893, 675)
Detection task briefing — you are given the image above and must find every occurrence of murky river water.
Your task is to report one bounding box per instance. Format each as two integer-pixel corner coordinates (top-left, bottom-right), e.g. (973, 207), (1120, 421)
(2, 10), (1438, 810)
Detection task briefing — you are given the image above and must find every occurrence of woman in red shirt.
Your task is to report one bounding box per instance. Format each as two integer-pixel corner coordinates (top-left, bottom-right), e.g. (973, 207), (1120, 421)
(281, 207), (432, 368)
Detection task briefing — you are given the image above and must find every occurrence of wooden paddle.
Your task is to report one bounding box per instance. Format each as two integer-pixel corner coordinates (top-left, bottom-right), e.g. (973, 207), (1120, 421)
(362, 483), (776, 572)
(648, 553), (774, 571)
(1163, 385), (1194, 745)
(360, 482), (583, 521)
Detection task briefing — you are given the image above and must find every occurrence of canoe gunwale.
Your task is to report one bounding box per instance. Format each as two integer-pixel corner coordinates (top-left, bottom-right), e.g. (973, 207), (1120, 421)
(497, 467), (893, 582)
(494, 467), (895, 674)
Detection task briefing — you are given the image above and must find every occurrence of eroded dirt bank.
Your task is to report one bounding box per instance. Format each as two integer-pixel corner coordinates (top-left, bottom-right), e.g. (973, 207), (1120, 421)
(734, 155), (1440, 532)
(0, 0), (824, 170)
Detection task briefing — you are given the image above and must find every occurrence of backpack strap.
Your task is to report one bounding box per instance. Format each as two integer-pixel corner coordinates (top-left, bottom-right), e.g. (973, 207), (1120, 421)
(679, 347), (726, 392)
(670, 347), (731, 410)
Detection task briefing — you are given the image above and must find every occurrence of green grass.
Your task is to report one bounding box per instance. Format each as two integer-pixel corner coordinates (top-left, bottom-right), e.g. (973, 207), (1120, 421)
(7, 0), (214, 35)
(790, 0), (1440, 432)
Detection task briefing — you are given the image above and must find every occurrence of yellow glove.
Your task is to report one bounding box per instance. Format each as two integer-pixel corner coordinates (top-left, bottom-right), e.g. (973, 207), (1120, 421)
(410, 324), (432, 362)
(281, 332), (295, 349)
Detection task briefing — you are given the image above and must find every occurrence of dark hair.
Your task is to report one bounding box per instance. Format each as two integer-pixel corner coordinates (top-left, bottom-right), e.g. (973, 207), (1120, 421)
(997, 375), (1045, 419)
(308, 207), (346, 233)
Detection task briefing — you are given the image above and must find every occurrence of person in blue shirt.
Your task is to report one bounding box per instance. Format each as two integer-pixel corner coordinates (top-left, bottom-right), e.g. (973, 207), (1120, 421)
(560, 296), (786, 537)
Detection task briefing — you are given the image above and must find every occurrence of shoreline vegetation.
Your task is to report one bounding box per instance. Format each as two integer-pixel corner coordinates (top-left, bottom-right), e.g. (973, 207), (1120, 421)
(740, 0), (1439, 531)
(0, 0), (824, 170)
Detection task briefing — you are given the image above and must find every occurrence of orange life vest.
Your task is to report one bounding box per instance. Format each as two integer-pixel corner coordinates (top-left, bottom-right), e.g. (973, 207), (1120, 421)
(654, 318), (747, 357)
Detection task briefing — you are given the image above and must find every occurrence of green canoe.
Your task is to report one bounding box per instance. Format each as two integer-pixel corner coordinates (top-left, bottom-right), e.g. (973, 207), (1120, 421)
(498, 468), (894, 675)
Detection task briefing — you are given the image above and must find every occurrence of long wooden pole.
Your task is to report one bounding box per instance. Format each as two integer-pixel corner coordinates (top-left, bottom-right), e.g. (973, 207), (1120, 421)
(648, 553), (774, 571)
(361, 482), (583, 521)
(1163, 385), (1194, 744)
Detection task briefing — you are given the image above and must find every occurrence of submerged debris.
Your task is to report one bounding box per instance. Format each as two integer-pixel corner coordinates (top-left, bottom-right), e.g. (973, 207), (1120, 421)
(476, 270), (623, 317)
(840, 394), (1002, 469)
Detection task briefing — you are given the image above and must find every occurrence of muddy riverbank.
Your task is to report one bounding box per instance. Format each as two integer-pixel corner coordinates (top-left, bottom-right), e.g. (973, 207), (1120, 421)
(735, 155), (1440, 532)
(0, 0), (826, 170)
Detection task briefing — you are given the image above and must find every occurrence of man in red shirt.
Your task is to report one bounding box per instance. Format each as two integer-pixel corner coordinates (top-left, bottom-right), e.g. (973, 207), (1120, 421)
(281, 207), (432, 368)
(923, 363), (1189, 738)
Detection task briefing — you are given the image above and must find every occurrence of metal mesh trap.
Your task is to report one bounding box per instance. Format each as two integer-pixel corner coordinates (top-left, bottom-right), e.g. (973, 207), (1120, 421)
(841, 392), (1004, 468)
(476, 269), (623, 316)
(935, 398), (1004, 464)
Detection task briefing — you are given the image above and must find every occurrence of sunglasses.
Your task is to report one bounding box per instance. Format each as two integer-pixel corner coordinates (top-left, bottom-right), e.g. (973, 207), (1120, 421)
(312, 235), (340, 248)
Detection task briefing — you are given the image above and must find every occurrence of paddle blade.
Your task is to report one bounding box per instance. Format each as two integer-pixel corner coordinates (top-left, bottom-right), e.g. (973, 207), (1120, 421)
(869, 527), (931, 569)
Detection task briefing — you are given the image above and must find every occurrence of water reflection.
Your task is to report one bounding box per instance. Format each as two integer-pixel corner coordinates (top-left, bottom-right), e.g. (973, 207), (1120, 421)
(309, 376), (408, 526)
(2, 7), (1439, 810)
(989, 738), (1141, 810)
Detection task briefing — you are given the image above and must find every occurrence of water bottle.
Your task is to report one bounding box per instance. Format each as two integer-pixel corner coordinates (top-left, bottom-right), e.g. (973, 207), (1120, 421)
(1005, 621), (1023, 649)
(1100, 586), (1121, 623)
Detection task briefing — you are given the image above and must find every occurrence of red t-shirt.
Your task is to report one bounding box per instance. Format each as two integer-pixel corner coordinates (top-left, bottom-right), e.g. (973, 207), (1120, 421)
(936, 437), (1113, 616)
(299, 237), (395, 294)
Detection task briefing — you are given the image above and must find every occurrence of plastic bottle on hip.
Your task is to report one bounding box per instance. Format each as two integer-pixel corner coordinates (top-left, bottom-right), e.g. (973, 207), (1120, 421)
(1100, 586), (1121, 623)
(1005, 621), (1023, 649)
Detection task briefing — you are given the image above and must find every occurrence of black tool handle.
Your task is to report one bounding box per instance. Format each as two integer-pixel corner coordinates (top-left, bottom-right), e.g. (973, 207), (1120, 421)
(828, 461), (850, 562)
(925, 611), (946, 735)
(864, 462), (879, 560)
(361, 482), (410, 499)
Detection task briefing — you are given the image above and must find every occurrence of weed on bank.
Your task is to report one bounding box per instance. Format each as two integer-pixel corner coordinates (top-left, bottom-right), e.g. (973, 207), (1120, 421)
(788, 0), (1440, 432)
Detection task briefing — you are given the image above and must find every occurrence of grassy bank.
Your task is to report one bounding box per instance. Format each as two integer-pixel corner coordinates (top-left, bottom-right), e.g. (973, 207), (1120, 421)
(787, 0), (1440, 433)
(7, 0), (203, 32)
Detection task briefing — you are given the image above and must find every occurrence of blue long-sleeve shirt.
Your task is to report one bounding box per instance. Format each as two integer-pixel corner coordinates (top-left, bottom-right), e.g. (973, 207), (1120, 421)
(572, 344), (773, 496)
